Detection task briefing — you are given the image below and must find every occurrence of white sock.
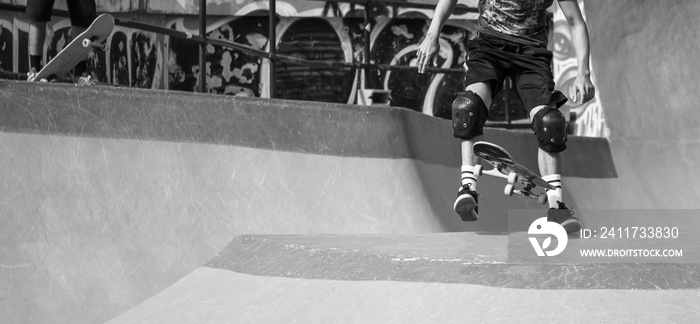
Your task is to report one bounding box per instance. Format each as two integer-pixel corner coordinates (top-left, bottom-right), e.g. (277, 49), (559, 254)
(542, 174), (563, 208)
(461, 165), (478, 190)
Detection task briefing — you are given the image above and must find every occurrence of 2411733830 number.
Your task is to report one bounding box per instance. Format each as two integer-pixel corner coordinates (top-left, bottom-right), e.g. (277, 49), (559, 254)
(596, 226), (679, 239)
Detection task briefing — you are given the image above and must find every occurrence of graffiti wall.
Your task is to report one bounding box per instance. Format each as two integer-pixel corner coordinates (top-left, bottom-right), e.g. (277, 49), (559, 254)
(552, 0), (609, 138)
(0, 0), (606, 137)
(0, 0), (138, 12)
(0, 0), (477, 16)
(0, 12), (165, 88)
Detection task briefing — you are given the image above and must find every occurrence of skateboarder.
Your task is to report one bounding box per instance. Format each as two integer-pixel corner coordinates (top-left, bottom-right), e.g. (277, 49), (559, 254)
(25, 0), (97, 81)
(416, 0), (595, 234)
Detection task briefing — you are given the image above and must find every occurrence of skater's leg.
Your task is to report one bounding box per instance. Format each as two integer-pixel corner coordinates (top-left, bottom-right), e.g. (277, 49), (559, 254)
(530, 105), (567, 207)
(459, 82), (492, 187)
(452, 82), (492, 221)
(25, 0), (53, 74)
(28, 22), (47, 73)
(530, 105), (579, 233)
(67, 0), (97, 77)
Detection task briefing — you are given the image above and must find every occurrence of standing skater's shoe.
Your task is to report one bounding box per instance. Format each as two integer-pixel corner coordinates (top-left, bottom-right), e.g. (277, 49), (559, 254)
(547, 201), (580, 234)
(76, 75), (96, 86)
(26, 67), (39, 81)
(454, 185), (479, 221)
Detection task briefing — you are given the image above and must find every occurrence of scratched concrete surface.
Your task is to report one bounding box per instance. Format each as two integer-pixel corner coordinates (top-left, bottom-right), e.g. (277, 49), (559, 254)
(106, 268), (700, 324)
(0, 77), (696, 323)
(0, 84), (466, 323)
(3, 1), (700, 322)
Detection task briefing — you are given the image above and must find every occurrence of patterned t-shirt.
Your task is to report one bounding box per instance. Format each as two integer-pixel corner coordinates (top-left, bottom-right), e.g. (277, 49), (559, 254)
(477, 0), (554, 46)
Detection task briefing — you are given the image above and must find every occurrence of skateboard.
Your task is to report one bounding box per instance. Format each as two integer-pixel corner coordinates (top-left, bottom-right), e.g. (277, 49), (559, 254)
(472, 141), (553, 204)
(28, 14), (114, 82)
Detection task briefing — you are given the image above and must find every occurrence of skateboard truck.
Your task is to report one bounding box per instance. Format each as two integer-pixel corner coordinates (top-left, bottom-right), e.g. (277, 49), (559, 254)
(505, 182), (548, 205)
(81, 38), (107, 51)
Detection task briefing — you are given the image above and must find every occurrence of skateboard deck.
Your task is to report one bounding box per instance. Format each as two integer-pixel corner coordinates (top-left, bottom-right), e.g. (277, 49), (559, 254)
(472, 141), (553, 204)
(28, 14), (114, 82)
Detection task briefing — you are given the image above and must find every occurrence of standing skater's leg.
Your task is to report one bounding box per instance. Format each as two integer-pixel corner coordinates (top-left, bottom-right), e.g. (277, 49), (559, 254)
(66, 0), (98, 79)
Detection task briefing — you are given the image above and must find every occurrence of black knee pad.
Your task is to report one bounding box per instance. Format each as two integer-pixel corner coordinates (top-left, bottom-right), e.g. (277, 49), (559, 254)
(532, 108), (567, 153)
(452, 91), (488, 139)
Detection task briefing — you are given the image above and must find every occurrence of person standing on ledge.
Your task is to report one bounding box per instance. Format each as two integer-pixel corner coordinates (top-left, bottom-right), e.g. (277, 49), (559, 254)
(416, 0), (595, 234)
(25, 0), (97, 80)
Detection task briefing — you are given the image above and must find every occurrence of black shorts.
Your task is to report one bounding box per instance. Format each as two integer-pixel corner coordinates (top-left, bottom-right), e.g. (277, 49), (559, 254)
(25, 0), (97, 27)
(464, 34), (567, 112)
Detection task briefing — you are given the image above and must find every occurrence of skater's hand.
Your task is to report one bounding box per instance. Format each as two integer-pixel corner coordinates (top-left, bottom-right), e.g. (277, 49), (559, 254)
(416, 36), (439, 74)
(570, 72), (596, 104)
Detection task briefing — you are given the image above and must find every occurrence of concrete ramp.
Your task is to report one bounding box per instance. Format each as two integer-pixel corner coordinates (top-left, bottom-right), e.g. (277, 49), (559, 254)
(0, 79), (609, 323)
(0, 80), (467, 323)
(106, 267), (700, 323)
(107, 234), (700, 323)
(3, 1), (700, 320)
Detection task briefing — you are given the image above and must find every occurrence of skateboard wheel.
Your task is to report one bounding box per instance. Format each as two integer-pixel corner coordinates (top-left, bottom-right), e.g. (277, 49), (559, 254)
(538, 194), (548, 205)
(507, 172), (518, 185)
(473, 164), (483, 177)
(504, 184), (515, 196)
(82, 39), (90, 47)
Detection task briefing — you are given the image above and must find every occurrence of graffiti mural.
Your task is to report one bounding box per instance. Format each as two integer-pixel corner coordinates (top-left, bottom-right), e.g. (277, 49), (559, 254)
(130, 31), (164, 88)
(371, 19), (435, 112)
(142, 0), (478, 18)
(0, 0), (139, 13)
(0, 17), (12, 72)
(552, 0), (609, 138)
(109, 28), (130, 86)
(368, 19), (473, 118)
(206, 17), (264, 97)
(165, 18), (199, 92)
(272, 17), (356, 103)
(166, 16), (269, 96)
(0, 0), (606, 137)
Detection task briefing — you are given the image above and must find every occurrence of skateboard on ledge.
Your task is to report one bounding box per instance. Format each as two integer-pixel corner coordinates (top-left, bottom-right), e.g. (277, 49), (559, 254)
(28, 14), (113, 82)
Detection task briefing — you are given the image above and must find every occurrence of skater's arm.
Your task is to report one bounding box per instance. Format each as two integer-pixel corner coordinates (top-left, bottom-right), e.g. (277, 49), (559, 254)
(417, 0), (458, 73)
(558, 0), (595, 104)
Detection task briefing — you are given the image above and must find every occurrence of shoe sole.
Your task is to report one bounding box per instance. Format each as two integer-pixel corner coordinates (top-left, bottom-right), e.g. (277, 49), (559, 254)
(454, 194), (478, 222)
(560, 219), (581, 234)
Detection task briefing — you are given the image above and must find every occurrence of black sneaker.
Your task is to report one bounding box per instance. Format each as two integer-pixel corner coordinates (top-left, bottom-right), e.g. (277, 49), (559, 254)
(454, 185), (478, 222)
(547, 202), (580, 234)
